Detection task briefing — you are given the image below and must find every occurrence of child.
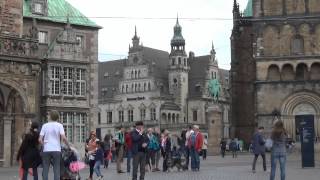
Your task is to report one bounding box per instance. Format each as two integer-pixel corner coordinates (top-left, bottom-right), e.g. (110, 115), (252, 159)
(94, 141), (104, 180)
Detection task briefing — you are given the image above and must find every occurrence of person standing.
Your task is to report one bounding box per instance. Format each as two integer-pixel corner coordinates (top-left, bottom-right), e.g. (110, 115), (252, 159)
(39, 111), (69, 180)
(103, 134), (111, 168)
(188, 125), (203, 171)
(153, 127), (161, 171)
(229, 138), (238, 158)
(17, 122), (41, 180)
(161, 129), (171, 172)
(202, 135), (208, 160)
(270, 121), (287, 180)
(252, 126), (267, 173)
(184, 126), (193, 170)
(115, 126), (126, 173)
(220, 139), (227, 158)
(86, 131), (99, 180)
(147, 128), (159, 172)
(125, 128), (133, 173)
(131, 121), (149, 180)
(94, 141), (104, 180)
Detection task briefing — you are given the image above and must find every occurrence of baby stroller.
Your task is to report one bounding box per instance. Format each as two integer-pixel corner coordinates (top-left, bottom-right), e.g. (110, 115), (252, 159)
(61, 146), (84, 180)
(168, 146), (185, 171)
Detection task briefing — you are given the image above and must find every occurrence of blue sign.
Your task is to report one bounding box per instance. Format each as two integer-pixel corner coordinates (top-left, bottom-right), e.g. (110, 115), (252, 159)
(296, 115), (315, 168)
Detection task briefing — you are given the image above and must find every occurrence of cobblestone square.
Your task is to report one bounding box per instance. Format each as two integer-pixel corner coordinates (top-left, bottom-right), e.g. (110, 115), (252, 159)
(1, 154), (319, 180)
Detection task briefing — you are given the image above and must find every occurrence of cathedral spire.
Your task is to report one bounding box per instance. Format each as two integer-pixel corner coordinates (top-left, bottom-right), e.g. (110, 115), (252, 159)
(211, 41), (216, 56)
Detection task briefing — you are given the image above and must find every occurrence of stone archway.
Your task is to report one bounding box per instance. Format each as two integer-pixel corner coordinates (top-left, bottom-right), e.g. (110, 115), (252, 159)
(0, 83), (29, 167)
(281, 91), (320, 140)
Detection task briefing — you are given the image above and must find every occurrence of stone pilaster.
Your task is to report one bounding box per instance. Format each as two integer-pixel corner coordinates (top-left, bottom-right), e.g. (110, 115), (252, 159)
(3, 116), (12, 167)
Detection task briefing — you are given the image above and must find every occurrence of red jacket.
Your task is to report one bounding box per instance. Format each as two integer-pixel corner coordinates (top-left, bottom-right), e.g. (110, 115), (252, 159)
(188, 132), (204, 152)
(125, 132), (133, 150)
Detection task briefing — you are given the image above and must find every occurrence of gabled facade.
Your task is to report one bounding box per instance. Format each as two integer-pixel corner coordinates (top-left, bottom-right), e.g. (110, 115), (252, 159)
(0, 0), (100, 166)
(98, 19), (230, 140)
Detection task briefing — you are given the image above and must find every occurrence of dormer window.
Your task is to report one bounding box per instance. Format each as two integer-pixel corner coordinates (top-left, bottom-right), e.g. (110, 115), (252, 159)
(34, 3), (43, 14)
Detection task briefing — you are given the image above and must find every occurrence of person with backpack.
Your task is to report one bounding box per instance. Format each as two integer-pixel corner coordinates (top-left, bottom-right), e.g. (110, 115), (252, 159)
(146, 128), (160, 172)
(251, 126), (267, 173)
(188, 125), (203, 171)
(229, 138), (238, 158)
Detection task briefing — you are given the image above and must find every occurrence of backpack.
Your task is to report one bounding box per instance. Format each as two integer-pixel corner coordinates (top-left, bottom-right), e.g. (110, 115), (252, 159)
(265, 138), (273, 150)
(190, 133), (197, 147)
(148, 135), (160, 151)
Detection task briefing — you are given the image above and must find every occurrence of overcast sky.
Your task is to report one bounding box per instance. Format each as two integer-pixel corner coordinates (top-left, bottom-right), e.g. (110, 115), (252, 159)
(67, 0), (248, 70)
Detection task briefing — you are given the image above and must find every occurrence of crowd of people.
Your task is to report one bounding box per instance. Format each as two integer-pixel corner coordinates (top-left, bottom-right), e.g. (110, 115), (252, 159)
(16, 110), (294, 180)
(84, 122), (205, 180)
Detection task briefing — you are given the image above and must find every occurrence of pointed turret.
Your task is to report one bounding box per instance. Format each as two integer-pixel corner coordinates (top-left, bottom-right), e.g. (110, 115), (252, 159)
(132, 26), (140, 48)
(170, 16), (185, 55)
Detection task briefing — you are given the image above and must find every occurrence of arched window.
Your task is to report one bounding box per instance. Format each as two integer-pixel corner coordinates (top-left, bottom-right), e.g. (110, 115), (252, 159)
(267, 65), (280, 81)
(178, 57), (181, 65)
(135, 70), (137, 78)
(168, 113), (171, 124)
(138, 84), (141, 91)
(138, 70), (141, 78)
(176, 114), (179, 123)
(135, 84), (137, 92)
(162, 113), (167, 123)
(131, 71), (134, 79)
(296, 63), (308, 80)
(122, 85), (124, 93)
(131, 84), (134, 92)
(291, 35), (304, 55)
(310, 63), (320, 80)
(148, 82), (151, 91)
(172, 114), (175, 124)
(281, 64), (295, 81)
(144, 83), (146, 91)
(184, 58), (187, 66)
(172, 58), (175, 66)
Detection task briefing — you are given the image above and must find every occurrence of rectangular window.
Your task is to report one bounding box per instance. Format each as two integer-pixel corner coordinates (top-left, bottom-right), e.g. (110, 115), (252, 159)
(140, 109), (146, 121)
(150, 108), (156, 121)
(76, 68), (86, 96)
(74, 113), (87, 143)
(128, 110), (133, 122)
(193, 110), (198, 121)
(50, 66), (60, 95)
(119, 111), (124, 123)
(38, 31), (48, 44)
(62, 112), (73, 142)
(34, 3), (43, 14)
(62, 67), (73, 96)
(98, 113), (101, 125)
(107, 112), (112, 124)
(76, 35), (84, 47)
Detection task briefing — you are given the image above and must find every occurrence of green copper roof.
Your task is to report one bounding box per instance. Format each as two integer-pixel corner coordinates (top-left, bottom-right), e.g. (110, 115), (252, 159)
(23, 0), (100, 28)
(243, 0), (253, 17)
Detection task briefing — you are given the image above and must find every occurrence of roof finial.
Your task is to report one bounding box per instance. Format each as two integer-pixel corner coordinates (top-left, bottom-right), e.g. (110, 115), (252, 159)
(211, 41), (216, 56)
(135, 25), (137, 36)
(176, 13), (179, 25)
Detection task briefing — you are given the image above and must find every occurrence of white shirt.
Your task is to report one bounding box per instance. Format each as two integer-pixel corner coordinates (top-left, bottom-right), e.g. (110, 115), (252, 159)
(40, 121), (65, 152)
(185, 130), (194, 146)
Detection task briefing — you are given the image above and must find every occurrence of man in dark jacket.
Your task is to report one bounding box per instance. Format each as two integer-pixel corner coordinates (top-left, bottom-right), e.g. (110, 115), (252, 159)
(251, 126), (266, 173)
(131, 121), (149, 180)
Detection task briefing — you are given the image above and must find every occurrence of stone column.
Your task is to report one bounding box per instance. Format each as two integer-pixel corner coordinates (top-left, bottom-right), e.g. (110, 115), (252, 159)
(207, 103), (222, 155)
(3, 116), (12, 167)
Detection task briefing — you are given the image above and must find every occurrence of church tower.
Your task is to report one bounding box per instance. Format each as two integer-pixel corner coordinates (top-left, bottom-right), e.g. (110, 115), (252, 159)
(168, 17), (189, 118)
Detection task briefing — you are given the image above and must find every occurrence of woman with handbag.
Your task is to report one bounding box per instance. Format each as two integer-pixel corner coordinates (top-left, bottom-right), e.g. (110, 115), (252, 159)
(85, 131), (98, 180)
(17, 122), (42, 180)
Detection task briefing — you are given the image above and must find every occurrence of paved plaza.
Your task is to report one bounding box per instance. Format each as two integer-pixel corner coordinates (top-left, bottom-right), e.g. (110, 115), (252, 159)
(0, 154), (319, 180)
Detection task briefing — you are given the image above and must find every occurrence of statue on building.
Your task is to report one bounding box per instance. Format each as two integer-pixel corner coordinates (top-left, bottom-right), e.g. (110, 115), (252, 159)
(208, 79), (221, 102)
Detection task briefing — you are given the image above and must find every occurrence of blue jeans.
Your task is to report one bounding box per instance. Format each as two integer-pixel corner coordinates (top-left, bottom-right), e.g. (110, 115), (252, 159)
(94, 160), (102, 177)
(190, 147), (200, 170)
(127, 149), (132, 172)
(270, 153), (286, 180)
(41, 151), (61, 180)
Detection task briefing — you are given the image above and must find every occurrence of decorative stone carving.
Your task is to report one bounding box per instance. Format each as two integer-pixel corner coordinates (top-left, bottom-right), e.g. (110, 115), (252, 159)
(0, 36), (38, 57)
(0, 61), (32, 76)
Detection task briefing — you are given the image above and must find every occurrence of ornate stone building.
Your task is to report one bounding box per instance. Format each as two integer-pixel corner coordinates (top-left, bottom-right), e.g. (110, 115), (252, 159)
(231, 0), (320, 143)
(99, 19), (230, 139)
(0, 0), (100, 167)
